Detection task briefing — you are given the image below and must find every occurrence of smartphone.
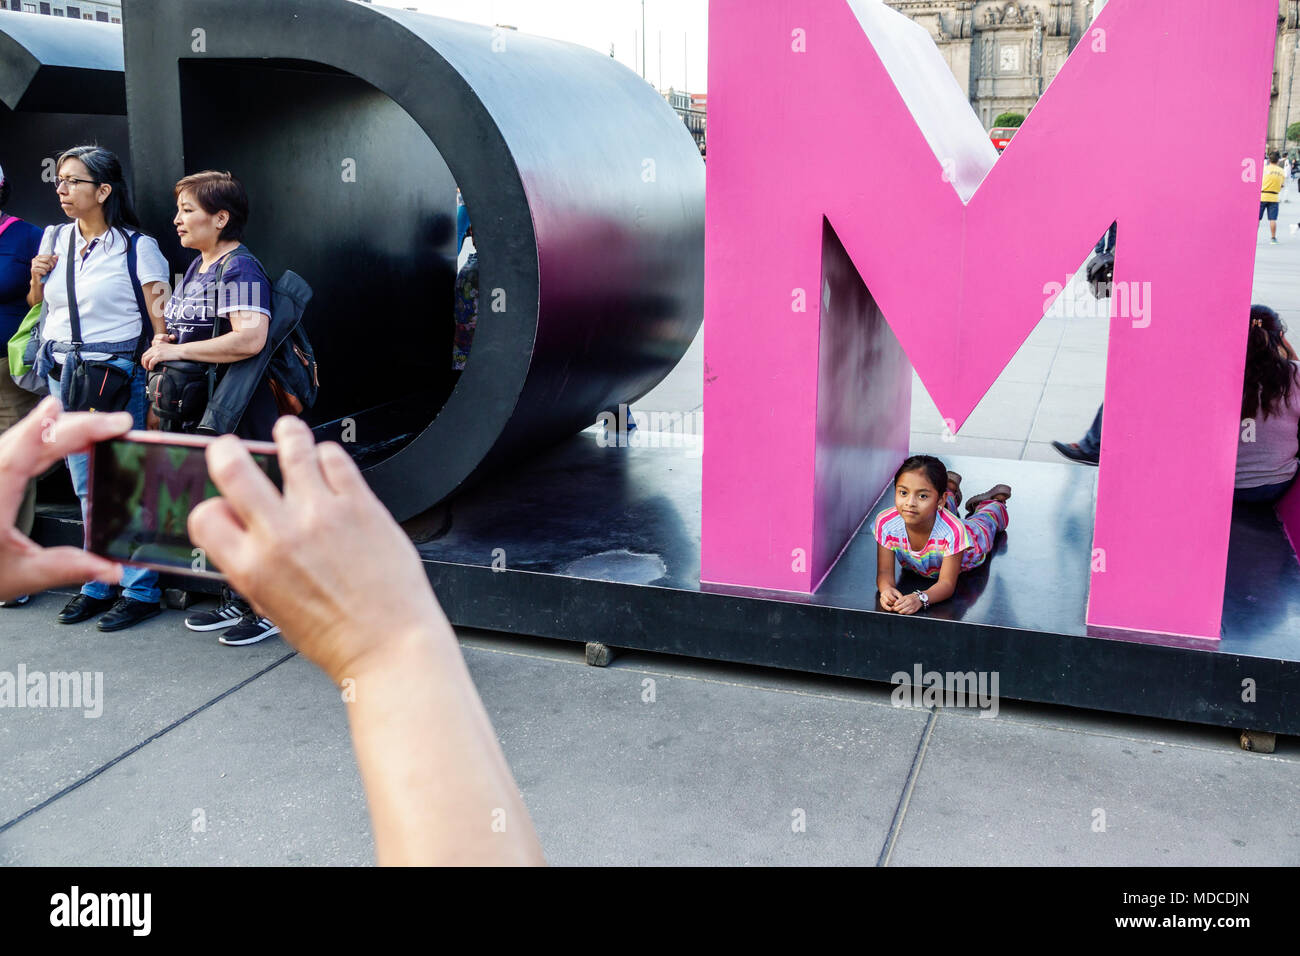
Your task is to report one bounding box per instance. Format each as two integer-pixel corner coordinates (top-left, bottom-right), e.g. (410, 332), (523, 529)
(38, 224), (59, 283)
(86, 431), (282, 580)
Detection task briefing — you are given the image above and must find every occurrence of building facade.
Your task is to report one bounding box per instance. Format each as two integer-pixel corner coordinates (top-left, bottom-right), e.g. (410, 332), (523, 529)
(665, 88), (707, 154)
(0, 0), (120, 22)
(888, 0), (1300, 152)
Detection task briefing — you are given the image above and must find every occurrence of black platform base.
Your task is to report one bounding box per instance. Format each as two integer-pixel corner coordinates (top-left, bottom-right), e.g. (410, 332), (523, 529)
(33, 429), (1300, 734)
(410, 429), (1300, 736)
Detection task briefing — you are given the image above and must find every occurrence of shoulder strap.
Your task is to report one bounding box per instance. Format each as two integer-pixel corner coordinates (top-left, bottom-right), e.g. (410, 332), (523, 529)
(0, 216), (16, 241)
(212, 244), (255, 341)
(124, 231), (153, 361)
(65, 225), (82, 347)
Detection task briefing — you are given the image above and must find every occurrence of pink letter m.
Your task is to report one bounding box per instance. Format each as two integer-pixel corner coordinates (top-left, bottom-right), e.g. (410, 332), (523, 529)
(702, 0), (1278, 638)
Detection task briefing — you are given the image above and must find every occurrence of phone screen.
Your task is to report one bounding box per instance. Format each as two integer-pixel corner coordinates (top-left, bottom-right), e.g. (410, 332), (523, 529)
(86, 435), (281, 579)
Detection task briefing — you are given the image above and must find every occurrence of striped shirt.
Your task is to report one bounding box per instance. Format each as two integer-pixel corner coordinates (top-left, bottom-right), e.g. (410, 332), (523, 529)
(874, 507), (973, 578)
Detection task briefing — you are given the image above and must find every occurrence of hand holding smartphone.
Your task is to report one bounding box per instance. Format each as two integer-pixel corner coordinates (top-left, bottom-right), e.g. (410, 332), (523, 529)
(86, 431), (282, 579)
(32, 225), (60, 286)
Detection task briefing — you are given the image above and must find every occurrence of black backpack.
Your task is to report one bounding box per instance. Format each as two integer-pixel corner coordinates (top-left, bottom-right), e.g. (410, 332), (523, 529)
(199, 260), (316, 435)
(266, 311), (320, 417)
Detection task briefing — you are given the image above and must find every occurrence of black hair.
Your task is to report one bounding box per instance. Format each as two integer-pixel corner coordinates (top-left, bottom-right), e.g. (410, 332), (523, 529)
(894, 455), (948, 496)
(174, 170), (250, 241)
(56, 145), (143, 245)
(1242, 304), (1299, 420)
(1269, 149), (1282, 165)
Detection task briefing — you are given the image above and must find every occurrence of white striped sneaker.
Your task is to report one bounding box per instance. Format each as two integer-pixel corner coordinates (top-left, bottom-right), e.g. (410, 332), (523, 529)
(218, 615), (281, 646)
(185, 595), (245, 632)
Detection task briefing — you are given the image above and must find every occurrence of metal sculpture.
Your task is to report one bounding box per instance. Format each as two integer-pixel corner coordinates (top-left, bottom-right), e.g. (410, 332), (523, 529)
(123, 0), (704, 519)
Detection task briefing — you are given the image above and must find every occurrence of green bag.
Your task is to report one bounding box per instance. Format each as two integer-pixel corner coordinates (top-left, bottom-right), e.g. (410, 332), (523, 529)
(7, 301), (49, 397)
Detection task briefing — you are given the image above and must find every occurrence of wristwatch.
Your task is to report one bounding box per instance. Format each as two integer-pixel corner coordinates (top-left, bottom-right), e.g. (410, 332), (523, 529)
(914, 590), (930, 609)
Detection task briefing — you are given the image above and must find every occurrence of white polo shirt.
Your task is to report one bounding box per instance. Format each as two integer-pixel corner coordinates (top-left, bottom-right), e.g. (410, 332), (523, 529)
(40, 223), (169, 362)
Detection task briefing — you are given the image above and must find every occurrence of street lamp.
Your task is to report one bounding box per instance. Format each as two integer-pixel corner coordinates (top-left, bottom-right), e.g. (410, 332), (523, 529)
(1285, 36), (1300, 157)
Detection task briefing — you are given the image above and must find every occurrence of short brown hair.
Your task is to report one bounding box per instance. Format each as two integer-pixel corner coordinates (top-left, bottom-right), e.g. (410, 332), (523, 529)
(174, 170), (249, 241)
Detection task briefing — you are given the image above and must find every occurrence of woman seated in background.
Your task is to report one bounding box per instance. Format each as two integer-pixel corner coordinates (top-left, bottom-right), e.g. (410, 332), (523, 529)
(1236, 304), (1300, 504)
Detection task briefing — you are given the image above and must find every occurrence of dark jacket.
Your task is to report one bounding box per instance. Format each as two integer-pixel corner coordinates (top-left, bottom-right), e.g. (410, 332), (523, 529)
(198, 268), (313, 437)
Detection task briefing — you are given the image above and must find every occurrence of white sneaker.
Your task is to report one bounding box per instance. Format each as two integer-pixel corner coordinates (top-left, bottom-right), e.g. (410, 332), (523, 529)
(218, 615), (281, 646)
(185, 594), (245, 631)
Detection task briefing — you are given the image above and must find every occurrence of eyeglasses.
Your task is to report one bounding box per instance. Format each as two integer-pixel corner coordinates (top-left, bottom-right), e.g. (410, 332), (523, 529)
(54, 177), (96, 193)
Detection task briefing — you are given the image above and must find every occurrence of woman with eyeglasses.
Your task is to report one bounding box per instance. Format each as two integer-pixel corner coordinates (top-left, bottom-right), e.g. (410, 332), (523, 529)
(0, 162), (48, 607)
(26, 145), (170, 632)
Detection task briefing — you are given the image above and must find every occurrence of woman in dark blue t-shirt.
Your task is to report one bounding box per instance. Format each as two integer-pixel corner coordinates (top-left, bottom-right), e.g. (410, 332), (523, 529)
(0, 166), (44, 343)
(141, 170), (280, 646)
(0, 163), (49, 606)
(142, 171), (277, 444)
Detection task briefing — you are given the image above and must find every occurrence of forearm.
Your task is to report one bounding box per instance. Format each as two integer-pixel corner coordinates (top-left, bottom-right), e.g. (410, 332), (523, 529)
(175, 330), (262, 364)
(918, 579), (956, 605)
(344, 626), (546, 867)
(27, 282), (42, 308)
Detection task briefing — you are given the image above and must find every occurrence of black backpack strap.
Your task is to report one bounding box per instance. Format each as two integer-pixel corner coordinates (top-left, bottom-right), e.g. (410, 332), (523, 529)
(64, 225), (82, 348)
(211, 244), (253, 339)
(124, 231), (157, 363)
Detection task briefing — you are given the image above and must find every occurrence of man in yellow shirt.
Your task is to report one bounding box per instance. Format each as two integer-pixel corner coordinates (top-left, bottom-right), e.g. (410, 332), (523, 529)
(1261, 149), (1285, 244)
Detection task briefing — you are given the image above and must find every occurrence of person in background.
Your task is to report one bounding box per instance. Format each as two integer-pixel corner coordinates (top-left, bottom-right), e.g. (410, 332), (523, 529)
(1236, 304), (1300, 504)
(456, 187), (471, 260)
(1260, 149), (1284, 245)
(141, 170), (280, 646)
(452, 224), (478, 372)
(27, 146), (169, 632)
(1051, 224), (1115, 466)
(0, 162), (46, 607)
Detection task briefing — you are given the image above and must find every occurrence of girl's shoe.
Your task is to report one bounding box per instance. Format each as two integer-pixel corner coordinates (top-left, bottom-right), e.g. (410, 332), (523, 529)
(0, 595), (31, 608)
(965, 485), (1012, 516)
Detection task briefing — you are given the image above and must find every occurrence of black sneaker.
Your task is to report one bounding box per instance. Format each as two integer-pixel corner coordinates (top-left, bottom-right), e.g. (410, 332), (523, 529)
(0, 595), (31, 608)
(1050, 440), (1100, 466)
(218, 614), (281, 647)
(185, 594), (246, 632)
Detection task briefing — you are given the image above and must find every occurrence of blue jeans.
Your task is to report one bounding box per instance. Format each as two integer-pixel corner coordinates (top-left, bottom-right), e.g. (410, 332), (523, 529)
(1077, 405), (1103, 456)
(1235, 471), (1299, 505)
(48, 361), (160, 604)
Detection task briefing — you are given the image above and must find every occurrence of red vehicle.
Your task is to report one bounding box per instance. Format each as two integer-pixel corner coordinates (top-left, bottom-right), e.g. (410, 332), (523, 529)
(990, 126), (1019, 152)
